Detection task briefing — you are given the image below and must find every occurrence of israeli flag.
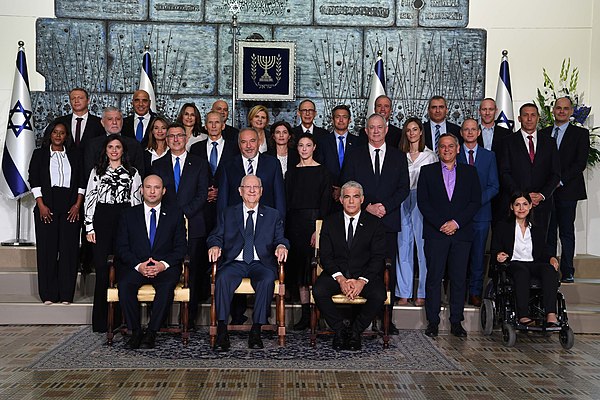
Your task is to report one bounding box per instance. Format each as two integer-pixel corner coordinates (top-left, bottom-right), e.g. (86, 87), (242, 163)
(0, 43), (35, 199)
(366, 52), (386, 117)
(494, 50), (515, 131)
(139, 48), (157, 114)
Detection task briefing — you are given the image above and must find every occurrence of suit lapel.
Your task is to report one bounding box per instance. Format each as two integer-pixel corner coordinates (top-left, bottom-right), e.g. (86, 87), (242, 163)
(152, 207), (169, 249)
(137, 207), (152, 251)
(350, 213), (367, 249)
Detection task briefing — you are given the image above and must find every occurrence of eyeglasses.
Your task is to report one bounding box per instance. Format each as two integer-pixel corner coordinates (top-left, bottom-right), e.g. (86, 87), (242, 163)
(166, 134), (186, 140)
(240, 185), (262, 191)
(299, 109), (316, 113)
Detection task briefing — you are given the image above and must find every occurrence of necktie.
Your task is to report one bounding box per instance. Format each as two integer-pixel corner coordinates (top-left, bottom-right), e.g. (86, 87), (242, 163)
(209, 141), (218, 175)
(347, 217), (355, 248)
(553, 127), (560, 148)
(338, 136), (345, 168)
(374, 149), (381, 181)
(149, 208), (156, 247)
(434, 124), (441, 151)
(527, 135), (535, 163)
(136, 116), (145, 142)
(243, 210), (255, 264)
(174, 157), (181, 192)
(468, 149), (475, 166)
(305, 130), (310, 135)
(75, 117), (83, 147)
(247, 158), (254, 175)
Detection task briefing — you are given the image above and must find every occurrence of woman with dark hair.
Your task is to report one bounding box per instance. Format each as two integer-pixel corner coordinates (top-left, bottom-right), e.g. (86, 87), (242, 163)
(248, 104), (269, 153)
(84, 134), (142, 332)
(267, 120), (298, 178)
(491, 192), (560, 326)
(176, 102), (206, 150)
(144, 115), (169, 173)
(285, 134), (332, 329)
(396, 117), (437, 306)
(28, 121), (85, 305)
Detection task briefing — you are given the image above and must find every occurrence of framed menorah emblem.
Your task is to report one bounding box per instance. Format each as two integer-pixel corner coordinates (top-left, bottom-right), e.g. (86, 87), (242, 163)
(237, 41), (296, 101)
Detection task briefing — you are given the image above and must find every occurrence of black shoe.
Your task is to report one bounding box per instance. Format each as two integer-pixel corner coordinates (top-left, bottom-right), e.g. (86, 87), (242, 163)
(214, 332), (231, 351)
(450, 323), (467, 337)
(469, 295), (482, 307)
(347, 331), (362, 351)
(389, 321), (400, 335)
(231, 315), (248, 325)
(424, 323), (438, 338)
(124, 331), (143, 349)
(293, 304), (311, 330)
(248, 330), (264, 349)
(139, 331), (156, 349)
(332, 330), (346, 350)
(560, 275), (574, 283)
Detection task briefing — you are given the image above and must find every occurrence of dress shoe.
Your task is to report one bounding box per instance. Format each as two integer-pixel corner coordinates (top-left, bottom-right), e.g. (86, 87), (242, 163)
(214, 332), (231, 351)
(424, 323), (438, 338)
(347, 330), (362, 351)
(332, 330), (347, 350)
(139, 330), (156, 349)
(124, 331), (143, 349)
(248, 330), (264, 349)
(469, 295), (482, 307)
(450, 323), (468, 337)
(414, 298), (425, 307)
(560, 275), (574, 284)
(389, 322), (400, 335)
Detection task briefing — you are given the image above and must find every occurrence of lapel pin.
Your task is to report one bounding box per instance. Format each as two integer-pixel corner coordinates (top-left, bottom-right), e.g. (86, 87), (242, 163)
(260, 213), (264, 217)
(359, 223), (363, 227)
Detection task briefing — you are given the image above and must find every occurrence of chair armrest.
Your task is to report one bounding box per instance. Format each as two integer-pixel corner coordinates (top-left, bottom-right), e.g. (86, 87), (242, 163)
(211, 260), (218, 284)
(107, 255), (116, 288)
(278, 261), (285, 284)
(182, 255), (190, 288)
(383, 257), (391, 291)
(310, 250), (319, 285)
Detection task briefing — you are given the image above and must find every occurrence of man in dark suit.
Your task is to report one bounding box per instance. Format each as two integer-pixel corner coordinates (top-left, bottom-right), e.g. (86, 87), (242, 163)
(291, 99), (329, 143)
(83, 107), (145, 177)
(358, 95), (403, 148)
(212, 99), (239, 143)
(151, 122), (208, 327)
(122, 90), (155, 148)
(457, 119), (499, 306)
(499, 103), (561, 232)
(478, 98), (513, 154)
(313, 180), (386, 350)
(423, 95), (462, 152)
(208, 174), (289, 350)
(44, 88), (104, 149)
(418, 134), (481, 337)
(341, 113), (410, 333)
(541, 97), (590, 283)
(115, 174), (187, 349)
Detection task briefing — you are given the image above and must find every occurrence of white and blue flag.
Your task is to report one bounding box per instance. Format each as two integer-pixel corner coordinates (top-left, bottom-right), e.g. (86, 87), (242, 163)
(0, 43), (35, 199)
(367, 52), (386, 117)
(494, 50), (515, 131)
(139, 48), (157, 114)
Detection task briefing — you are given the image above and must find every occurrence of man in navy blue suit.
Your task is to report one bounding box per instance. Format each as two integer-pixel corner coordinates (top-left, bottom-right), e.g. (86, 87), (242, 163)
(151, 122), (208, 328)
(418, 134), (481, 338)
(122, 89), (155, 148)
(457, 119), (499, 306)
(208, 174), (289, 350)
(116, 174), (187, 349)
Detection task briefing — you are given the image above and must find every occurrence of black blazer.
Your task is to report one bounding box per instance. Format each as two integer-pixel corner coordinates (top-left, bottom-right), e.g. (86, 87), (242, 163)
(291, 124), (329, 144)
(189, 138), (240, 186)
(266, 147), (300, 179)
(122, 114), (156, 148)
(423, 120), (462, 151)
(45, 113), (104, 150)
(491, 219), (554, 263)
(540, 124), (589, 201)
(315, 132), (362, 185)
(222, 124), (239, 143)
(151, 151), (209, 239)
(115, 203), (187, 271)
(83, 134), (146, 179)
(417, 161), (481, 242)
(319, 211), (386, 282)
(340, 144), (409, 232)
(477, 124), (513, 155)
(358, 123), (403, 149)
(28, 146), (85, 208)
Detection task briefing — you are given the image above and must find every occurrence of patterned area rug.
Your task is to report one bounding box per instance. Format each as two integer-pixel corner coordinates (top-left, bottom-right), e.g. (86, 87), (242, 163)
(30, 327), (461, 372)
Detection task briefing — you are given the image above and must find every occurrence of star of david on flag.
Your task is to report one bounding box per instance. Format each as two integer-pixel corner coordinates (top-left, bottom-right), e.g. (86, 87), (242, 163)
(495, 50), (515, 131)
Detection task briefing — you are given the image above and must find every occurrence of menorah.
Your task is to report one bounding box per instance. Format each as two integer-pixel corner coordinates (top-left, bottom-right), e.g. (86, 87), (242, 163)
(257, 55), (276, 83)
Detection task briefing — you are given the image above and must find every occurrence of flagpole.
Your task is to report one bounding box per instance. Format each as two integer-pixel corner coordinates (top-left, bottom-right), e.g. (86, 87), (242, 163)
(2, 198), (33, 246)
(231, 14), (238, 128)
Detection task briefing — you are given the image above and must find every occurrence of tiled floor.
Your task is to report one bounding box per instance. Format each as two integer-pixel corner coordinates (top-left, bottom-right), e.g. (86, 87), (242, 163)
(1, 325), (599, 399)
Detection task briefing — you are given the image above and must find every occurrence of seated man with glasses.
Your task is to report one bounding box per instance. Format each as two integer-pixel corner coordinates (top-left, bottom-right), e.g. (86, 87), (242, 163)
(291, 99), (329, 143)
(208, 174), (289, 350)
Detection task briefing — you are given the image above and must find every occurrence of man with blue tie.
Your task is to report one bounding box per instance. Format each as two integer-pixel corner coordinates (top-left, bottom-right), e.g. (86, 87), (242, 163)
(423, 96), (462, 153)
(116, 174), (187, 349)
(208, 174), (289, 350)
(122, 90), (155, 148)
(457, 119), (499, 306)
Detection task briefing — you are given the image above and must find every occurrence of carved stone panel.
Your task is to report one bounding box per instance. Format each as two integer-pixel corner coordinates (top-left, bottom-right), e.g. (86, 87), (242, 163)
(149, 0), (204, 22)
(395, 0), (419, 27)
(204, 0), (312, 25)
(55, 0), (148, 21)
(314, 0), (395, 27)
(419, 0), (469, 28)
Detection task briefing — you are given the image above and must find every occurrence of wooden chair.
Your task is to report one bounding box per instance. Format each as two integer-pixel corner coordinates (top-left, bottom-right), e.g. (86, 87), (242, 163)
(209, 260), (286, 347)
(106, 255), (191, 346)
(309, 220), (392, 348)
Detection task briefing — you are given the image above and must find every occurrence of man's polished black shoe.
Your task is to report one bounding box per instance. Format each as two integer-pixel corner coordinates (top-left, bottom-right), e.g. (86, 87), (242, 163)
(560, 275), (575, 284)
(389, 322), (400, 335)
(248, 330), (264, 349)
(424, 323), (438, 338)
(347, 331), (362, 351)
(450, 323), (468, 337)
(124, 331), (143, 349)
(214, 332), (231, 351)
(332, 330), (346, 350)
(139, 330), (156, 349)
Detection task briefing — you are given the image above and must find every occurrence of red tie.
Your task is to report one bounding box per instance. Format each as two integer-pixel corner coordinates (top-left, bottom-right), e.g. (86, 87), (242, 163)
(468, 149), (474, 166)
(527, 135), (535, 163)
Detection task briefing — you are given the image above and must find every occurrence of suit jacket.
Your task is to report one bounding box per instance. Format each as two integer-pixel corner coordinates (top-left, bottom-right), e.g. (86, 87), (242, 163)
(122, 114), (156, 148)
(358, 123), (403, 149)
(315, 132), (362, 185)
(216, 153), (286, 219)
(28, 146), (86, 208)
(319, 211), (386, 282)
(457, 145), (499, 222)
(83, 134), (145, 178)
(115, 203), (187, 271)
(151, 151), (209, 238)
(291, 124), (329, 144)
(222, 124), (239, 143)
(340, 144), (409, 232)
(491, 219), (554, 263)
(207, 203), (289, 270)
(540, 124), (589, 201)
(266, 147), (300, 179)
(189, 138), (240, 186)
(423, 120), (462, 151)
(417, 161), (481, 241)
(45, 113), (104, 150)
(477, 124), (513, 155)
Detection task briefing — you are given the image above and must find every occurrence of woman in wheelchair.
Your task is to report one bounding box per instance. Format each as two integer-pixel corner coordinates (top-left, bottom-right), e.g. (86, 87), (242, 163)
(491, 192), (560, 327)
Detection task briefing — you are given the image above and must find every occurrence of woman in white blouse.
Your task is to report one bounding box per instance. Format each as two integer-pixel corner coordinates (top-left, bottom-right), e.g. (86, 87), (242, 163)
(492, 192), (559, 326)
(267, 121), (298, 178)
(177, 103), (207, 150)
(396, 117), (437, 306)
(84, 134), (142, 332)
(144, 116), (169, 174)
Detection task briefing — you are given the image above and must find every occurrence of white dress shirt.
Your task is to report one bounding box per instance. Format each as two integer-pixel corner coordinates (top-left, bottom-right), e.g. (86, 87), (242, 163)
(135, 202), (170, 271)
(368, 143), (386, 174)
(206, 137), (225, 167)
(511, 222), (534, 262)
(235, 203), (260, 261)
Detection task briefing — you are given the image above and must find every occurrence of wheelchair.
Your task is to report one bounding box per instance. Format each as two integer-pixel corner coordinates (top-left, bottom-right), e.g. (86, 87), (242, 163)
(480, 261), (574, 349)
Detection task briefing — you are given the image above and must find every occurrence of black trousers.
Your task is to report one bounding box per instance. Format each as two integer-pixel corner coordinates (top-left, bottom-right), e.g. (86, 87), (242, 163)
(509, 261), (559, 318)
(547, 199), (578, 278)
(34, 187), (80, 303)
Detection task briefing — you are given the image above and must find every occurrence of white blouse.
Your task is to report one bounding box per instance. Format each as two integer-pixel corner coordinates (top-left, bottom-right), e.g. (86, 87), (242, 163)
(407, 147), (438, 190)
(511, 222), (534, 262)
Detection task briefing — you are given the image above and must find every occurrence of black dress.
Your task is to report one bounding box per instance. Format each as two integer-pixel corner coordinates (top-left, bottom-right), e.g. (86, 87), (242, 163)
(285, 164), (332, 286)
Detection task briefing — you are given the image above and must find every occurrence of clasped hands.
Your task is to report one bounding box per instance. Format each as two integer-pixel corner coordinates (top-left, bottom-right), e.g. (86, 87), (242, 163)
(440, 220), (458, 235)
(366, 203), (386, 219)
(138, 258), (165, 278)
(337, 277), (365, 300)
(207, 245), (288, 263)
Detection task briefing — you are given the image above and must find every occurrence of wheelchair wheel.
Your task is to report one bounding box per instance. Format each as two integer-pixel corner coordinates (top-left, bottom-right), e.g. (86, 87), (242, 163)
(559, 327), (575, 350)
(502, 323), (516, 347)
(480, 299), (494, 335)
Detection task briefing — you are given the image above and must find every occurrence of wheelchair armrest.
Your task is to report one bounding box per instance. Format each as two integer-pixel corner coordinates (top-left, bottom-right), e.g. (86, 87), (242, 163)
(182, 255), (190, 288)
(107, 255), (116, 288)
